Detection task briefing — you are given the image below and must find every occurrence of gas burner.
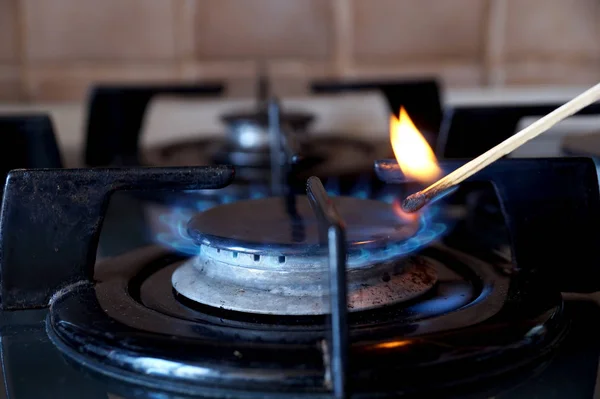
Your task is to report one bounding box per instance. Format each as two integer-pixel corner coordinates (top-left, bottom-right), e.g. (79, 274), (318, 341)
(143, 136), (392, 182)
(220, 108), (314, 152)
(172, 196), (440, 314)
(187, 196), (420, 254)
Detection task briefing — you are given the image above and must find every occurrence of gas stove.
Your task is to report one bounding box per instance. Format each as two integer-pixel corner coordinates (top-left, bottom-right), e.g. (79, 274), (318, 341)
(1, 157), (600, 398)
(2, 83), (600, 398)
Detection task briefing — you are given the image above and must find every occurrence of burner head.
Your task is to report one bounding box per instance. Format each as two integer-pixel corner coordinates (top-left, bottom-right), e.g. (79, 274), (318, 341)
(221, 109), (314, 152)
(143, 136), (392, 183)
(187, 196), (419, 255)
(173, 196), (441, 315)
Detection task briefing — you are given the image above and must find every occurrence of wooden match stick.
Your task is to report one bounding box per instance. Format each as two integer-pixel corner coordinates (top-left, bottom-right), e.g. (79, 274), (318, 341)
(402, 82), (600, 213)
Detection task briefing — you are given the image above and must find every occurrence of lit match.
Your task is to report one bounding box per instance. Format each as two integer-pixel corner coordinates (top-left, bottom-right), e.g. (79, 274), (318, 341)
(401, 82), (600, 212)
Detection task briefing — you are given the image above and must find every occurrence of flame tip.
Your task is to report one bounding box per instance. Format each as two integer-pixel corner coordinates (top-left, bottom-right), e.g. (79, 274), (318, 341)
(390, 108), (441, 184)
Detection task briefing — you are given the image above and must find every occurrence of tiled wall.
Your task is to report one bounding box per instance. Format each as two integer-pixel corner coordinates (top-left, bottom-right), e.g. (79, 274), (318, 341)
(1, 0), (599, 102)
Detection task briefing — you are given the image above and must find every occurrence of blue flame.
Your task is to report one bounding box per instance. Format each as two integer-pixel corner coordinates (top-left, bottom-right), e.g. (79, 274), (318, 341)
(156, 207), (199, 255)
(154, 179), (450, 261)
(154, 195), (221, 255)
(250, 188), (269, 199)
(352, 175), (371, 199)
(221, 195), (235, 204)
(324, 177), (340, 197)
(348, 206), (447, 267)
(380, 194), (395, 204)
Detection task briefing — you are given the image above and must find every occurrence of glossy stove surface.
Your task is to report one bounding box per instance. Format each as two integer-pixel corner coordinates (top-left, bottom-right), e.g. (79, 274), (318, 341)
(33, 233), (570, 398)
(1, 301), (598, 398)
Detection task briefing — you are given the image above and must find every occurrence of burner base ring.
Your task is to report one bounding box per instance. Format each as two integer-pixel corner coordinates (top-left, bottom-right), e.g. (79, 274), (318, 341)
(171, 257), (438, 315)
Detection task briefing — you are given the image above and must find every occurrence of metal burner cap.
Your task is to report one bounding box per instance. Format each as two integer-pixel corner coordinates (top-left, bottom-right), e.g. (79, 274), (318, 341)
(221, 109), (314, 129)
(187, 196), (420, 256)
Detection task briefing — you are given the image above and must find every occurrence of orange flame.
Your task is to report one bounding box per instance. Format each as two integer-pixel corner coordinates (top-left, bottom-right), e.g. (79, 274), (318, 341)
(392, 198), (419, 222)
(390, 107), (441, 183)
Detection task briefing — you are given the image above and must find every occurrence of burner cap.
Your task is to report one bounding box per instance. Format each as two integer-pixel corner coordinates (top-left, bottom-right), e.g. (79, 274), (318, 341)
(187, 196), (420, 256)
(221, 109), (314, 129)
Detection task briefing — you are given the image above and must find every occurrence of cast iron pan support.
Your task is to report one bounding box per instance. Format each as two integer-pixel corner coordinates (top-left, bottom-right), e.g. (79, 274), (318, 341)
(84, 83), (224, 167)
(0, 114), (63, 195)
(0, 165), (235, 310)
(307, 176), (348, 399)
(311, 78), (442, 150)
(439, 103), (600, 158)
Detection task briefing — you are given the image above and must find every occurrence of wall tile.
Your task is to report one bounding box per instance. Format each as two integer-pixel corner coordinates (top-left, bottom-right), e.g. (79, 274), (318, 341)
(505, 0), (600, 62)
(23, 0), (177, 62)
(1, 0), (599, 104)
(180, 60), (333, 96)
(350, 63), (484, 88)
(172, 0), (197, 58)
(222, 77), (314, 98)
(24, 64), (180, 102)
(179, 60), (257, 80)
(194, 0), (333, 59)
(0, 65), (22, 101)
(0, 0), (19, 62)
(505, 61), (600, 86)
(352, 0), (488, 63)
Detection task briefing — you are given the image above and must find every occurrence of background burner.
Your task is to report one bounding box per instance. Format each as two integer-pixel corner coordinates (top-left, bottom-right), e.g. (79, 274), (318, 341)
(143, 135), (392, 183)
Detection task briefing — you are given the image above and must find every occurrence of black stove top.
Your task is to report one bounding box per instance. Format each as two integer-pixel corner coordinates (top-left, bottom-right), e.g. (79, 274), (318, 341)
(0, 157), (599, 398)
(3, 299), (598, 399)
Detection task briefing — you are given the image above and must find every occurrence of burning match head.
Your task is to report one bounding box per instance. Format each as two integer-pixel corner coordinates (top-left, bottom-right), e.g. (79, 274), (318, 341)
(401, 192), (427, 213)
(402, 186), (459, 213)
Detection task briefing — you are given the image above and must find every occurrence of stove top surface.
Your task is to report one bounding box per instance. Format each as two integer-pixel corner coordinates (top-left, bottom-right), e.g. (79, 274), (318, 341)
(2, 299), (598, 398)
(42, 240), (568, 397)
(1, 159), (600, 398)
(30, 189), (583, 397)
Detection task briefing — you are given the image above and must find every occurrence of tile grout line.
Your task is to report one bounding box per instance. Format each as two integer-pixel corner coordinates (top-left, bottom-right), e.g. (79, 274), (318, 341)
(173, 0), (197, 81)
(483, 0), (507, 87)
(171, 0), (183, 79)
(331, 0), (352, 78)
(15, 0), (31, 102)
